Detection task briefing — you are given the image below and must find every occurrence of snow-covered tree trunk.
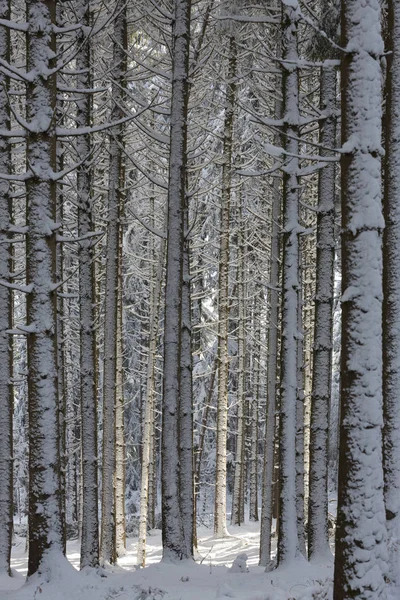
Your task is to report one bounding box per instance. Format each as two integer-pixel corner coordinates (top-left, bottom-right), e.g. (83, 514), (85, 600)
(26, 0), (64, 576)
(115, 244), (126, 558)
(161, 0), (192, 561)
(249, 295), (260, 523)
(333, 0), (387, 598)
(308, 64), (336, 563)
(215, 34), (237, 539)
(382, 0), (400, 587)
(75, 0), (99, 569)
(179, 207), (194, 558)
(232, 218), (246, 527)
(138, 237), (165, 567)
(277, 0), (302, 567)
(259, 21), (282, 569)
(100, 0), (126, 566)
(0, 0), (12, 576)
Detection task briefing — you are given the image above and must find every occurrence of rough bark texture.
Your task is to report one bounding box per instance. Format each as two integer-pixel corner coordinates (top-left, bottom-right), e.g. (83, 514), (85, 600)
(179, 209), (194, 558)
(100, 0), (126, 566)
(214, 35), (237, 539)
(0, 0), (12, 576)
(26, 0), (64, 576)
(308, 65), (336, 563)
(161, 0), (192, 561)
(76, 0), (99, 569)
(259, 103), (281, 570)
(277, 0), (302, 567)
(232, 219), (246, 527)
(383, 0), (400, 587)
(115, 241), (126, 558)
(333, 1), (388, 598)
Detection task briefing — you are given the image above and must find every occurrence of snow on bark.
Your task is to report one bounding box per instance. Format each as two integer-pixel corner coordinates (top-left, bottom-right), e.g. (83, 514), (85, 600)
(0, 0), (12, 576)
(115, 260), (126, 559)
(277, 0), (302, 567)
(179, 211), (194, 558)
(259, 100), (281, 569)
(333, 1), (388, 598)
(382, 0), (400, 587)
(161, 0), (192, 561)
(100, 0), (126, 566)
(249, 294), (260, 523)
(215, 34), (237, 539)
(75, 0), (99, 570)
(25, 0), (64, 577)
(232, 215), (246, 527)
(308, 64), (336, 563)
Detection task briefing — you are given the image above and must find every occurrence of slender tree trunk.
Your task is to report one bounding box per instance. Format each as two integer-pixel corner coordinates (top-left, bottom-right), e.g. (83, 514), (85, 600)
(232, 219), (246, 526)
(26, 0), (64, 576)
(259, 34), (282, 571)
(277, 0), (302, 567)
(76, 0), (99, 569)
(0, 0), (12, 575)
(296, 266), (306, 557)
(333, 1), (387, 598)
(138, 237), (165, 567)
(161, 0), (192, 561)
(179, 208), (194, 557)
(100, 0), (126, 565)
(249, 294), (260, 523)
(215, 35), (237, 538)
(383, 0), (400, 588)
(115, 239), (126, 558)
(308, 65), (336, 563)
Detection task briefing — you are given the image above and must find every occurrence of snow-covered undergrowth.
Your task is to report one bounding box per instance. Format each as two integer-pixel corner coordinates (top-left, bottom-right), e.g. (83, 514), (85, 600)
(1, 523), (334, 600)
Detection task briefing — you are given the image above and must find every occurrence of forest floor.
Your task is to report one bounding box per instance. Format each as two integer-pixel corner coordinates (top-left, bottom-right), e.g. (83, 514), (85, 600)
(0, 521), (337, 600)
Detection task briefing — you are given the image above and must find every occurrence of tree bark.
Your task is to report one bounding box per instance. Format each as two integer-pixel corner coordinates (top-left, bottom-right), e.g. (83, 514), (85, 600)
(333, 0), (387, 597)
(26, 0), (64, 576)
(308, 64), (336, 563)
(382, 0), (400, 587)
(75, 0), (99, 569)
(277, 0), (302, 567)
(0, 0), (12, 576)
(214, 34), (237, 538)
(100, 0), (126, 565)
(161, 0), (192, 561)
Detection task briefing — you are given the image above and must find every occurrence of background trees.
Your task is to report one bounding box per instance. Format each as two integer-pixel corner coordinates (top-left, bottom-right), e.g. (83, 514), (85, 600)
(0, 0), (397, 597)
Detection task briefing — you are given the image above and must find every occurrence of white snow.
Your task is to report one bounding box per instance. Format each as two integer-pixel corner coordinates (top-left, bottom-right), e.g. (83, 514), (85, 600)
(1, 523), (335, 600)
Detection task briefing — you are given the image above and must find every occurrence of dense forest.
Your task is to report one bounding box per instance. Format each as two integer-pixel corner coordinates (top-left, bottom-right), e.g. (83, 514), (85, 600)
(0, 0), (398, 599)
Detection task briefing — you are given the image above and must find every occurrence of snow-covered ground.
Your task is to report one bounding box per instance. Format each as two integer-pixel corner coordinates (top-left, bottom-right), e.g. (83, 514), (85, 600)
(0, 522), (335, 600)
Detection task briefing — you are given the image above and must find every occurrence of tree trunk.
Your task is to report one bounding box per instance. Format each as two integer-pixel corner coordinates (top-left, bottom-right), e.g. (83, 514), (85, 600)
(179, 207), (194, 557)
(259, 23), (282, 569)
(138, 236), (165, 567)
(383, 0), (400, 586)
(333, 0), (387, 597)
(75, 0), (99, 569)
(308, 64), (336, 563)
(232, 219), (246, 527)
(296, 266), (306, 557)
(0, 0), (12, 575)
(100, 0), (126, 566)
(249, 294), (260, 523)
(277, 0), (302, 567)
(214, 34), (237, 538)
(26, 0), (64, 576)
(115, 237), (126, 558)
(161, 0), (192, 561)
